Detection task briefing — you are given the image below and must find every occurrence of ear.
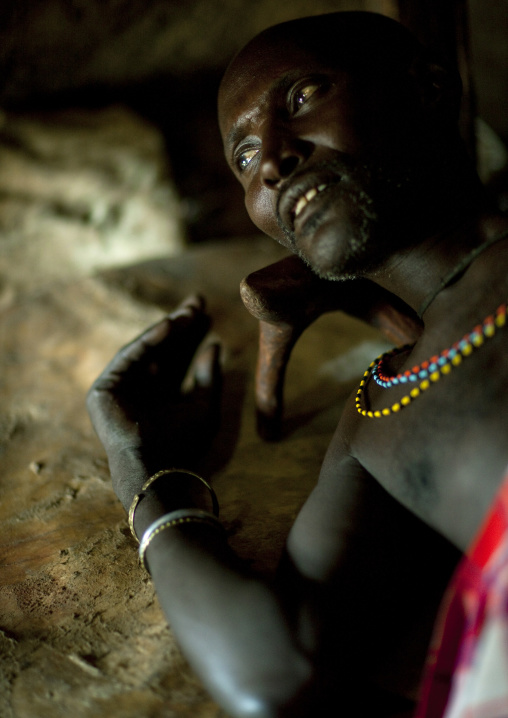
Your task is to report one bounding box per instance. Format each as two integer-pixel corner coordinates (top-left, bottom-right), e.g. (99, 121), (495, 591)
(408, 55), (462, 125)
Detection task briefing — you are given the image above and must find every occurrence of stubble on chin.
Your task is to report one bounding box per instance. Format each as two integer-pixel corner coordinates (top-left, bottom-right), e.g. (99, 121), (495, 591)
(276, 158), (417, 282)
(278, 174), (380, 281)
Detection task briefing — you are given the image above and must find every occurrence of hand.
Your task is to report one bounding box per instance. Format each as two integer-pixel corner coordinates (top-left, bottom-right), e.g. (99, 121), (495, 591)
(87, 296), (221, 510)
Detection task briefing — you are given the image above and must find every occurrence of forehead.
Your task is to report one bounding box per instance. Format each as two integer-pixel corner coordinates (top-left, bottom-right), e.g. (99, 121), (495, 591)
(218, 36), (341, 145)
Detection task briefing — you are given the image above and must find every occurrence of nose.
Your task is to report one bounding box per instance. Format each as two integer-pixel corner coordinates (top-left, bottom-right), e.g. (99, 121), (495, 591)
(259, 129), (312, 189)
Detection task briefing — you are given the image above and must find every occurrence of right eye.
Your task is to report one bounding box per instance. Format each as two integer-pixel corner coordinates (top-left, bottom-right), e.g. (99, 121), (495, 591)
(292, 83), (320, 111)
(237, 147), (259, 172)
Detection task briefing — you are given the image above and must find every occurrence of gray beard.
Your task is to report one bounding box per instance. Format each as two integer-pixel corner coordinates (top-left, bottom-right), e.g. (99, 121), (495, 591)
(276, 156), (415, 282)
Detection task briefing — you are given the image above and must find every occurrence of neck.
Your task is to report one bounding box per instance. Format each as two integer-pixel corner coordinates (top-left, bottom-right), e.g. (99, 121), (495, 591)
(367, 211), (508, 319)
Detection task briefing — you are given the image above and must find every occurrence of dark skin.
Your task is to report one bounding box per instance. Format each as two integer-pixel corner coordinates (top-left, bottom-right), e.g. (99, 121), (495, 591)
(87, 12), (508, 718)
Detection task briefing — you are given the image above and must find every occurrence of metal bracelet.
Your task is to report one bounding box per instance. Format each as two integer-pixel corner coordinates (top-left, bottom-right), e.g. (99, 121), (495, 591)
(138, 508), (224, 572)
(128, 469), (219, 542)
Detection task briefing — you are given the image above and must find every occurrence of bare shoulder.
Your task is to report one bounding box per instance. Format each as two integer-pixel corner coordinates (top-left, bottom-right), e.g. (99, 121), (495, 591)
(286, 404), (458, 581)
(343, 322), (508, 550)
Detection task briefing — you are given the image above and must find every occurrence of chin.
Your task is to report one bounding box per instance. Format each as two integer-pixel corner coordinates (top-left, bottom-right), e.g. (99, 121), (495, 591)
(290, 178), (385, 279)
(296, 215), (378, 282)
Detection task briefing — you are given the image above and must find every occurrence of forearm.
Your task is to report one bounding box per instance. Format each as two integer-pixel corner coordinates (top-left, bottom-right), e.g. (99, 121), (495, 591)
(145, 523), (315, 718)
(148, 526), (416, 718)
(112, 455), (424, 716)
(107, 455), (316, 718)
(86, 302), (324, 714)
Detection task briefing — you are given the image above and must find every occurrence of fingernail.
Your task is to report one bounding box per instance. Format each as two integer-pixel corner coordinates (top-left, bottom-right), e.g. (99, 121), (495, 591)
(169, 306), (195, 320)
(181, 294), (205, 311)
(143, 319), (169, 340)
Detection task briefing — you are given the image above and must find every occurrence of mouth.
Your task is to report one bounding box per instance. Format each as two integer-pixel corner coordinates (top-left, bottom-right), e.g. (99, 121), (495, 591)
(293, 183), (328, 219)
(278, 172), (341, 236)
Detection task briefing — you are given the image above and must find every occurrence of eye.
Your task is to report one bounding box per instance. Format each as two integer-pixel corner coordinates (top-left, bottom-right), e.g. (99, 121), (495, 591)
(290, 82), (320, 113)
(237, 147), (259, 172)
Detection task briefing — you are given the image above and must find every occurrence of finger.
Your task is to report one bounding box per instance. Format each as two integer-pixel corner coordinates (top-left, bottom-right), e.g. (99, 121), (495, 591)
(192, 340), (222, 390)
(186, 340), (222, 418)
(138, 295), (207, 349)
(174, 294), (206, 314)
(140, 295), (206, 348)
(95, 300), (210, 386)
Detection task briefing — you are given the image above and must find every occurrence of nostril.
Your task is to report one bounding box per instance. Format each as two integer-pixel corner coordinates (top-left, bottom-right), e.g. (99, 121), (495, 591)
(263, 176), (279, 188)
(262, 154), (302, 188)
(279, 155), (300, 177)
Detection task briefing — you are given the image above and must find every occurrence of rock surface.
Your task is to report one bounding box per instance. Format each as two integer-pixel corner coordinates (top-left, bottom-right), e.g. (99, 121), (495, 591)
(0, 1), (396, 104)
(0, 105), (184, 299)
(0, 232), (388, 716)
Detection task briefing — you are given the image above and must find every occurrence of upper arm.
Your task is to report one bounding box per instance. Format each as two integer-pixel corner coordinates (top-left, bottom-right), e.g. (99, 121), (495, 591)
(286, 438), (398, 582)
(281, 435), (461, 700)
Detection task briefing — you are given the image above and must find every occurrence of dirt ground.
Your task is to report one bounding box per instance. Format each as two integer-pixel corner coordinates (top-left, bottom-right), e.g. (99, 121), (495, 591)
(0, 105), (389, 718)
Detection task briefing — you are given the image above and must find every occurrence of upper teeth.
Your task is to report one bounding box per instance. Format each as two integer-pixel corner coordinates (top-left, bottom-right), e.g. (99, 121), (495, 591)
(294, 184), (327, 218)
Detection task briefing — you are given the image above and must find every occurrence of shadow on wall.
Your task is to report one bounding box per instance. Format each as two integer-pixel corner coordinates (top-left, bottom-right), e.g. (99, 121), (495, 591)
(0, 0), (506, 241)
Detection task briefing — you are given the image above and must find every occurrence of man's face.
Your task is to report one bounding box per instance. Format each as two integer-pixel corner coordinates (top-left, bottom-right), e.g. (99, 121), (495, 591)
(219, 36), (419, 281)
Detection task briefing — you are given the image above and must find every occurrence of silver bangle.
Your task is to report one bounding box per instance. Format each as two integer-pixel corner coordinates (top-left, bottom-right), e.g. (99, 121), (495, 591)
(138, 509), (224, 572)
(128, 469), (220, 543)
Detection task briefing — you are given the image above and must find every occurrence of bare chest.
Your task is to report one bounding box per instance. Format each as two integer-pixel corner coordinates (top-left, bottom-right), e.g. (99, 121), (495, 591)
(343, 334), (508, 548)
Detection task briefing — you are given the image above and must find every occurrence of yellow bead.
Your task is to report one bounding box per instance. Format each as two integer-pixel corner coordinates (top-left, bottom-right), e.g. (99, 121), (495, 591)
(356, 301), (508, 421)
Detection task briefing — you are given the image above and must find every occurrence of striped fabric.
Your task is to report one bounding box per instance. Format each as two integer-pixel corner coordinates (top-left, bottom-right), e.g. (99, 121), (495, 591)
(417, 475), (508, 717)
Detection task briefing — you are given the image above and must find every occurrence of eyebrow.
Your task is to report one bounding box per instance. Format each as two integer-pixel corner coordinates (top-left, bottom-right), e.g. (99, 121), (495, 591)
(226, 124), (249, 155)
(224, 72), (300, 158)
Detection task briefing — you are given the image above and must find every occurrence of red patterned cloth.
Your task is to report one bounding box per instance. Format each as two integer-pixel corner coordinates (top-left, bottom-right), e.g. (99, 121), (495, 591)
(416, 475), (508, 718)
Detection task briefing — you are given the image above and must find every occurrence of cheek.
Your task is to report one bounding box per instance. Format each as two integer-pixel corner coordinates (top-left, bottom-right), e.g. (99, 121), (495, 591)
(245, 185), (288, 245)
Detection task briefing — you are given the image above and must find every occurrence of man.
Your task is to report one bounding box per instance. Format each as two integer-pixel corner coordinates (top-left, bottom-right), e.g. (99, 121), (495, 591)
(87, 12), (508, 717)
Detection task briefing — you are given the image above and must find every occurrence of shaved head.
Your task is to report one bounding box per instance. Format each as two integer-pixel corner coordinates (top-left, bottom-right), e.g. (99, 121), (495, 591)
(220, 11), (461, 132)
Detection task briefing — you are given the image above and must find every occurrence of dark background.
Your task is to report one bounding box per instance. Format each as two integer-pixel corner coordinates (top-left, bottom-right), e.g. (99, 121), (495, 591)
(0, 0), (506, 242)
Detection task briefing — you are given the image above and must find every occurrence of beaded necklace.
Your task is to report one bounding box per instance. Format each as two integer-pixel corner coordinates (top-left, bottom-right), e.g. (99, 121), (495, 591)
(355, 301), (507, 418)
